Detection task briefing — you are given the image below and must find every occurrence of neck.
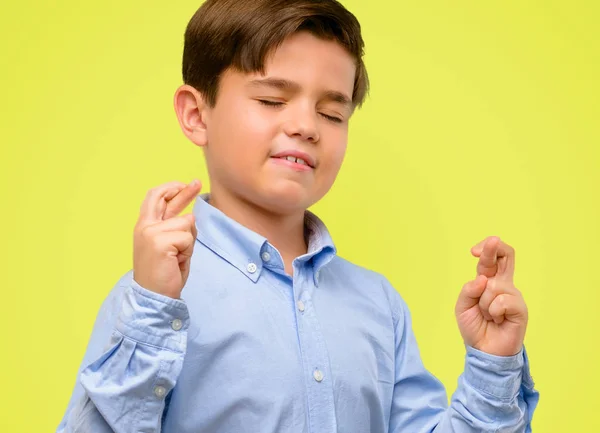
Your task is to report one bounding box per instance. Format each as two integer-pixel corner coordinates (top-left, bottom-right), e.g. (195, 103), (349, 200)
(208, 185), (308, 275)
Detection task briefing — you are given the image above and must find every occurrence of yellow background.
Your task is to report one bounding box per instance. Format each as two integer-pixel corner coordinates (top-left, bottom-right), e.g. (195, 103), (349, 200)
(1, 1), (598, 431)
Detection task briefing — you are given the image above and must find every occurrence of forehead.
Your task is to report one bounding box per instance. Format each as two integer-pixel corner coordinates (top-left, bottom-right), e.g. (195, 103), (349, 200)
(215, 31), (357, 110)
(214, 31), (355, 98)
(262, 31), (356, 90)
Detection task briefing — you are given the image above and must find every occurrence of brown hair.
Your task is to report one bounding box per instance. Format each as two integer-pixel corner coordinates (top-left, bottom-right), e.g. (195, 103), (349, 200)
(182, 0), (369, 109)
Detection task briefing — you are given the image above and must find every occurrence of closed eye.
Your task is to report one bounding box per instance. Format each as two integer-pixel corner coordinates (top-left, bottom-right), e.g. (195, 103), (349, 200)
(258, 100), (343, 124)
(258, 99), (284, 107)
(320, 113), (343, 123)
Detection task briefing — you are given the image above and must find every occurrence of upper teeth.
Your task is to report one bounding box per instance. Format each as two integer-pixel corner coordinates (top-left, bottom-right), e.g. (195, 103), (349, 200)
(283, 156), (308, 166)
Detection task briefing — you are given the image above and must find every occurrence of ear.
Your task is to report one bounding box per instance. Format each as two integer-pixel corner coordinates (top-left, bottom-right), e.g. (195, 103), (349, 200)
(173, 84), (210, 147)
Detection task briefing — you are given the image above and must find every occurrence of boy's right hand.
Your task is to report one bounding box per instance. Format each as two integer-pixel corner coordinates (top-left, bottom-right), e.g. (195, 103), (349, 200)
(133, 180), (202, 299)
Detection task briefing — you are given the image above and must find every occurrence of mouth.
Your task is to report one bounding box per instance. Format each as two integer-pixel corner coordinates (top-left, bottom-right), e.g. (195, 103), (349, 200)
(272, 155), (313, 167)
(270, 150), (316, 169)
(270, 156), (314, 172)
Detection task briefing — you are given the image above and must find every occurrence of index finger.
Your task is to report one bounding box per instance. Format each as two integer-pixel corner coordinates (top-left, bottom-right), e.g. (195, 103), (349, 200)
(476, 236), (500, 277)
(472, 236), (516, 280)
(138, 181), (187, 224)
(162, 179), (202, 220)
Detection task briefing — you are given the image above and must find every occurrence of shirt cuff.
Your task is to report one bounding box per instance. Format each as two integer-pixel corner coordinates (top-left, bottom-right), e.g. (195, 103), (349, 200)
(115, 279), (190, 353)
(463, 345), (530, 400)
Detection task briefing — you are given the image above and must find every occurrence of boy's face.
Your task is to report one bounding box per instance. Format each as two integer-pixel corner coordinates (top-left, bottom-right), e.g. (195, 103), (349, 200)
(178, 31), (356, 215)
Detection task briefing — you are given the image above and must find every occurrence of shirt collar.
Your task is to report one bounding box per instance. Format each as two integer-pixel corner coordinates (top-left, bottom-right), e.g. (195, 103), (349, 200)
(192, 193), (336, 284)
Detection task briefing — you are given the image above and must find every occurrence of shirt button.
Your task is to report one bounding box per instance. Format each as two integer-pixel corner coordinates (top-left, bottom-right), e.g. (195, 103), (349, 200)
(261, 252), (271, 262)
(171, 319), (183, 331)
(154, 385), (166, 398)
(313, 369), (324, 382)
(297, 300), (305, 312)
(247, 262), (257, 273)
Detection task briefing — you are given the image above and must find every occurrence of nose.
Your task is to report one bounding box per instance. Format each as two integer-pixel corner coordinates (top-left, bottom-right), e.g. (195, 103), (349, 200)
(282, 103), (320, 143)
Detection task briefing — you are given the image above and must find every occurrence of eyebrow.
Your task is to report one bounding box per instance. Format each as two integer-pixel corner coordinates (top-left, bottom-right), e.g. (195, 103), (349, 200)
(247, 77), (353, 108)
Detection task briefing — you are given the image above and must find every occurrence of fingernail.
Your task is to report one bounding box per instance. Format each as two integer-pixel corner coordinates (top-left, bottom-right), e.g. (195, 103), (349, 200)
(190, 179), (198, 187)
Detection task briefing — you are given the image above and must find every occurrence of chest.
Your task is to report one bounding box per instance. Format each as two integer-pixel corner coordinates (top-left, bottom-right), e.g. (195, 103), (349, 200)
(167, 266), (395, 432)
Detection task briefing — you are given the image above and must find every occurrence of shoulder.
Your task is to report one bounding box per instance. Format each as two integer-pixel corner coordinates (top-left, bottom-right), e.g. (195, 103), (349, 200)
(327, 255), (408, 323)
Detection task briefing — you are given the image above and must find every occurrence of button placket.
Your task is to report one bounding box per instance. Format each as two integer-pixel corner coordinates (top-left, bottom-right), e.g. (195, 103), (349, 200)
(292, 268), (337, 431)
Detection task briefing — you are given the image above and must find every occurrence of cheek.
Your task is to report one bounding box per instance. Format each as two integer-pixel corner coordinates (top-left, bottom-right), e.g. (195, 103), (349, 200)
(210, 104), (274, 159)
(316, 141), (346, 189)
(324, 134), (348, 170)
(235, 103), (277, 141)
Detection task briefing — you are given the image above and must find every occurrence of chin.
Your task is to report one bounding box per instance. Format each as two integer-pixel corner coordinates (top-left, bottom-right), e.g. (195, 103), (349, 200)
(257, 185), (316, 215)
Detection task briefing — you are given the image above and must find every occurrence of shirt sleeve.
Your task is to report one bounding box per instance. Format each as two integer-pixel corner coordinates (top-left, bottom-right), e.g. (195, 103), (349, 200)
(385, 278), (539, 433)
(56, 270), (190, 433)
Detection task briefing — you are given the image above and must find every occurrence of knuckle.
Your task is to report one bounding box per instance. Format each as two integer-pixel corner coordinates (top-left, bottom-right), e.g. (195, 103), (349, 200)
(140, 224), (158, 241)
(496, 293), (507, 305)
(151, 232), (166, 249)
(488, 278), (508, 295)
(486, 278), (499, 293)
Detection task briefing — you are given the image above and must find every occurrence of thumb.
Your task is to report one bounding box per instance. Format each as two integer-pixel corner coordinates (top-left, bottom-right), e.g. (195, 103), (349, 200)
(455, 275), (488, 315)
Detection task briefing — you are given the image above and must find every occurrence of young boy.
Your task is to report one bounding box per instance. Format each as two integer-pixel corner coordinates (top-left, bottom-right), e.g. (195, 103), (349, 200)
(57, 0), (538, 432)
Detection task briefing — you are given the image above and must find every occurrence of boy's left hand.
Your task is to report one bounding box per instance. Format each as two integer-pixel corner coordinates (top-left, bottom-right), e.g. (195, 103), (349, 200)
(455, 236), (528, 357)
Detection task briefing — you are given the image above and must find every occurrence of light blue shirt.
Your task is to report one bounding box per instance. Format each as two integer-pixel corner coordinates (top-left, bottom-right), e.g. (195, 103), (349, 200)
(58, 193), (539, 432)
